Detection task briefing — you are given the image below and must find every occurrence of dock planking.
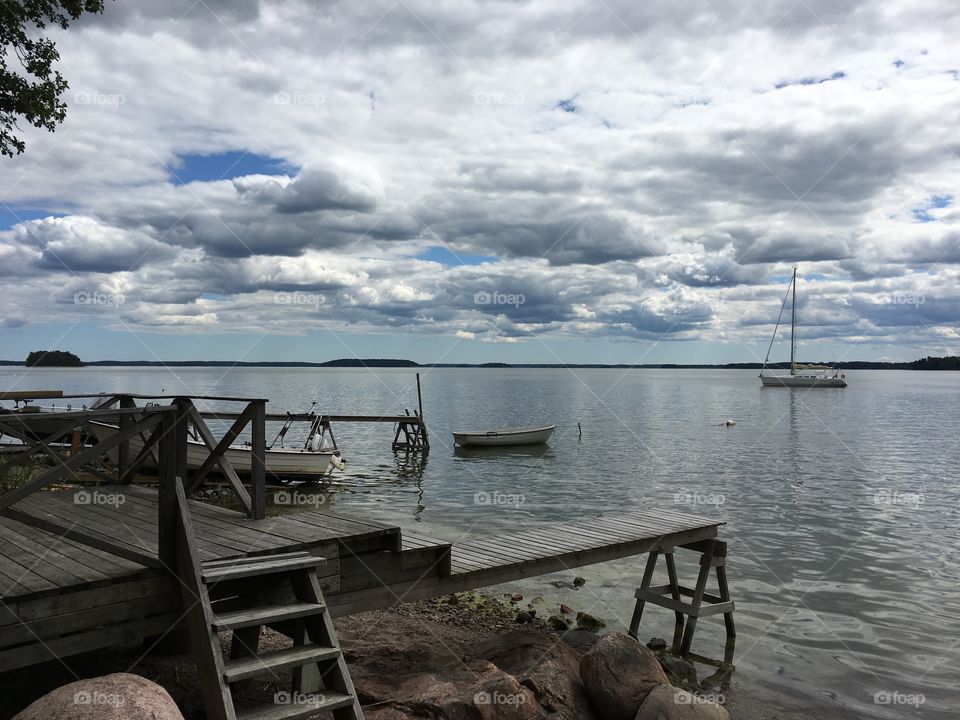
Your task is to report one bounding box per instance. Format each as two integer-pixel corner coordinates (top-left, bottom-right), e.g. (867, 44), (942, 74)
(0, 484), (724, 674)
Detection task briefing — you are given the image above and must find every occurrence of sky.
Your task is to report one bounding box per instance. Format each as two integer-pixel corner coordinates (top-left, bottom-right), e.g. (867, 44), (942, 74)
(1, 0), (958, 364)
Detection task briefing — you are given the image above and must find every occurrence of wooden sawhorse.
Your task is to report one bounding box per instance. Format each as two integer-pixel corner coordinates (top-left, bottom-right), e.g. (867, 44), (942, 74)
(628, 539), (735, 669)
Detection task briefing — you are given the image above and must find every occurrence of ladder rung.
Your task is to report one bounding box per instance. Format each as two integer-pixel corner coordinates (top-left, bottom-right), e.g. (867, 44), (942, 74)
(224, 644), (342, 682)
(236, 692), (355, 720)
(203, 551), (320, 569)
(213, 602), (326, 631)
(202, 556), (323, 583)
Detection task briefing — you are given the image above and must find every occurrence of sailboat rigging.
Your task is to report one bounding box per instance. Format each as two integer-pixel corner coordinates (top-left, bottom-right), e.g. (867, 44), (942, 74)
(759, 268), (847, 388)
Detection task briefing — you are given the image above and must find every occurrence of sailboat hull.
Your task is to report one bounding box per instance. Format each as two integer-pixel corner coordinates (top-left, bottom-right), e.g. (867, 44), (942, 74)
(760, 374), (847, 388)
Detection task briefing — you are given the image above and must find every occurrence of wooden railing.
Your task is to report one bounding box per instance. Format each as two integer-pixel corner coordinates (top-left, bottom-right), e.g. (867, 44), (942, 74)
(0, 392), (269, 567)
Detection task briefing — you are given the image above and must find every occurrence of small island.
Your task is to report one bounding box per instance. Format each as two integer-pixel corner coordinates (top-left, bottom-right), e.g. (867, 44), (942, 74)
(25, 350), (84, 368)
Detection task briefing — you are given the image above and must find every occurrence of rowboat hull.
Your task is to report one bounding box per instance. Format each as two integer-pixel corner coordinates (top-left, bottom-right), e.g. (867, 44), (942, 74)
(89, 422), (334, 477)
(452, 425), (556, 447)
(760, 374), (847, 388)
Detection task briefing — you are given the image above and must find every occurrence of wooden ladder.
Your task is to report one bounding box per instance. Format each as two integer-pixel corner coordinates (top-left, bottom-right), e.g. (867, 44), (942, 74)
(174, 481), (364, 720)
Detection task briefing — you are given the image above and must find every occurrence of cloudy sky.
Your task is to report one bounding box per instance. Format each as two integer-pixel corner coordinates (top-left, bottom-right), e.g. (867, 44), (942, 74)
(1, 0), (958, 364)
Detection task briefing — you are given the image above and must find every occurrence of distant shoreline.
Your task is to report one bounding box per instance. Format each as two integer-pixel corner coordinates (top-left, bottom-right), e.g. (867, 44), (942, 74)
(1, 358), (957, 370)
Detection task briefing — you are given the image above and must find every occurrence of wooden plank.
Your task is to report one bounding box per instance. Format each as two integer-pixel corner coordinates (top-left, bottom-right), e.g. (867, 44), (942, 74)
(0, 611), (183, 672)
(0, 572), (167, 627)
(1, 503), (161, 570)
(0, 590), (183, 648)
(0, 390), (63, 400)
(0, 522), (106, 586)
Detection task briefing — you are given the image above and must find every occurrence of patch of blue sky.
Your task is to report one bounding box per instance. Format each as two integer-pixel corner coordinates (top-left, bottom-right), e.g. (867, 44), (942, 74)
(912, 194), (952, 223)
(774, 71), (846, 90)
(417, 246), (498, 266)
(0, 207), (62, 231)
(167, 151), (294, 185)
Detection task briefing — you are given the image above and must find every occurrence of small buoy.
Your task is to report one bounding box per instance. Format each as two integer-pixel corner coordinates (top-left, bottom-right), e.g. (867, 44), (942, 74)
(724, 419), (736, 426)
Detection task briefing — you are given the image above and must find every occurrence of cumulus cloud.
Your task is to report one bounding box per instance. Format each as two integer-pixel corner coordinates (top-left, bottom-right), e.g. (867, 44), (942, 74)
(0, 0), (958, 356)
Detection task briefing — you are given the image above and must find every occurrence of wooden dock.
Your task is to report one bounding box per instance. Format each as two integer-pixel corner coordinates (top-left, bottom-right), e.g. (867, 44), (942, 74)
(0, 485), (723, 672)
(0, 393), (732, 718)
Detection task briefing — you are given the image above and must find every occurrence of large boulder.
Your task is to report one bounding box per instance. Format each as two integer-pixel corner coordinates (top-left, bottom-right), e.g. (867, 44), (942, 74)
(579, 633), (668, 720)
(338, 613), (598, 719)
(477, 630), (598, 720)
(13, 673), (184, 720)
(634, 684), (730, 720)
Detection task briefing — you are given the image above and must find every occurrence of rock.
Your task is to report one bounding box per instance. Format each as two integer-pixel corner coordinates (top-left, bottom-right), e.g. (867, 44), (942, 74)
(547, 614), (572, 631)
(573, 576), (586, 587)
(510, 593), (524, 602)
(337, 613), (598, 720)
(551, 580), (575, 589)
(13, 673), (184, 720)
(515, 611), (534, 624)
(461, 670), (538, 720)
(579, 633), (668, 720)
(560, 603), (574, 615)
(530, 596), (545, 605)
(575, 611), (606, 632)
(562, 628), (601, 653)
(447, 594), (460, 605)
(647, 637), (668, 651)
(477, 630), (599, 720)
(634, 684), (729, 720)
(657, 654), (698, 687)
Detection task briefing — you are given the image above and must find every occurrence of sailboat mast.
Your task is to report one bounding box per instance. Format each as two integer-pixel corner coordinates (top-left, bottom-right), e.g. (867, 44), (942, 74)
(790, 267), (797, 375)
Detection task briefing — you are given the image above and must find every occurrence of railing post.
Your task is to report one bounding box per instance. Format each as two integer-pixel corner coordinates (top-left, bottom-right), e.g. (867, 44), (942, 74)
(158, 401), (190, 568)
(117, 395), (135, 478)
(250, 400), (266, 519)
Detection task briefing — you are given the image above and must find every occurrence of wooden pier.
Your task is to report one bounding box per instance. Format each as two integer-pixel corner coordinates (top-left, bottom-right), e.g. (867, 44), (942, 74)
(0, 485), (724, 668)
(0, 392), (732, 718)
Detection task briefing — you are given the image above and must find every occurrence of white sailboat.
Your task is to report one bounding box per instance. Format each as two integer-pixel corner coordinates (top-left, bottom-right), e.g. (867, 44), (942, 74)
(759, 268), (847, 388)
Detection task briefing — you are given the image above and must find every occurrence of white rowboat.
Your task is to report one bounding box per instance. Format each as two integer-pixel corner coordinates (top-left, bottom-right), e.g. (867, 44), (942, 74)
(89, 422), (337, 478)
(452, 425), (555, 447)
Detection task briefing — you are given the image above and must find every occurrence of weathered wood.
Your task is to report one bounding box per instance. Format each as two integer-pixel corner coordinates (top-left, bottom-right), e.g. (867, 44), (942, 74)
(250, 400), (266, 520)
(0, 390), (63, 400)
(0, 413), (162, 510)
(186, 402), (254, 513)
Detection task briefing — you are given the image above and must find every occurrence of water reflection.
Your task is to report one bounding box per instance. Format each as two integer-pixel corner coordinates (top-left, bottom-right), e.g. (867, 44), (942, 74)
(453, 445), (556, 460)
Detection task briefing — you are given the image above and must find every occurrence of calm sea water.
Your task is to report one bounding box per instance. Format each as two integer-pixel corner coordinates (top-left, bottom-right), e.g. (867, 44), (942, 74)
(2, 366), (959, 717)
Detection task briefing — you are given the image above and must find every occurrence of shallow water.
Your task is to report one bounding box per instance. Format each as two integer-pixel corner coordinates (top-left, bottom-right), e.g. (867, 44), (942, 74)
(2, 366), (959, 717)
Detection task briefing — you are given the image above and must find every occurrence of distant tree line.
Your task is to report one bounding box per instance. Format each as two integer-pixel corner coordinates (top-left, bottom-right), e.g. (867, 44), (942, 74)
(25, 350), (83, 367)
